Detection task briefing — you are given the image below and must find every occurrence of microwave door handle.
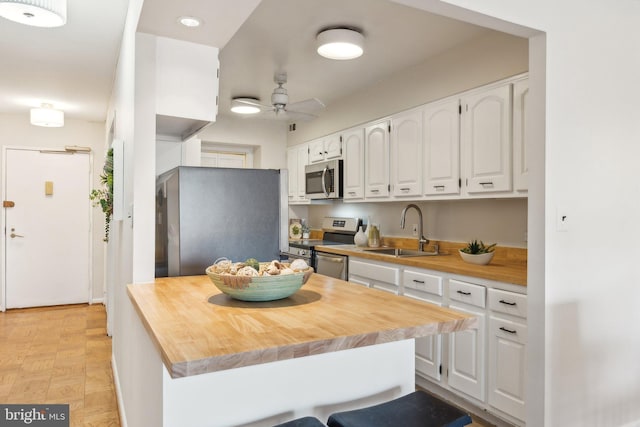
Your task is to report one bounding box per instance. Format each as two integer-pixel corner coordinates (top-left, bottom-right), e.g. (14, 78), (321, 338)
(321, 166), (329, 197)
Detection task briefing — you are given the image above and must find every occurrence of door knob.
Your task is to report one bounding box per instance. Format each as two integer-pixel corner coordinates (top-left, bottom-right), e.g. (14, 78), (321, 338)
(10, 232), (24, 238)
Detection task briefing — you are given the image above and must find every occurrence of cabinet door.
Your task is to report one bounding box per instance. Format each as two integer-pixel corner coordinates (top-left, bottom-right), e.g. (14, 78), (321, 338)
(513, 79), (529, 192)
(343, 128), (365, 200)
(488, 316), (527, 421)
(296, 144), (308, 201)
(365, 121), (390, 198)
(461, 84), (512, 193)
(448, 303), (486, 402)
(308, 139), (325, 163)
(391, 109), (422, 197)
(286, 147), (298, 200)
(324, 133), (343, 159)
(423, 98), (460, 196)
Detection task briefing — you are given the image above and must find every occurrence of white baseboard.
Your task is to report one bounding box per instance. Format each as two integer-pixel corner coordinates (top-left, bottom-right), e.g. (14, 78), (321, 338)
(112, 354), (128, 427)
(91, 297), (105, 304)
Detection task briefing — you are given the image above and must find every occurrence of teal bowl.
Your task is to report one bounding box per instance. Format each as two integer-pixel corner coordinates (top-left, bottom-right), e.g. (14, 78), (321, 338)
(205, 264), (314, 302)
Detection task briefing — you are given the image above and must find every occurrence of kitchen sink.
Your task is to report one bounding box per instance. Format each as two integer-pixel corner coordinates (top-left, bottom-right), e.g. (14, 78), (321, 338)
(361, 247), (446, 257)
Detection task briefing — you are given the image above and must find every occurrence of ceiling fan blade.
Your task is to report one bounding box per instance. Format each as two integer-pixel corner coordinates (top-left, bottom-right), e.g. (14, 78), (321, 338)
(286, 97), (325, 114)
(282, 110), (319, 122)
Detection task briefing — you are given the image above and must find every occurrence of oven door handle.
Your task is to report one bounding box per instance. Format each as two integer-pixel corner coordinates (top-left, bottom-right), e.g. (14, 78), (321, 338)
(321, 166), (329, 198)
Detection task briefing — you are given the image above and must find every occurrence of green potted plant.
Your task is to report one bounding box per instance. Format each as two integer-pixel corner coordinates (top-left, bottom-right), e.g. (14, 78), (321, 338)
(459, 240), (496, 265)
(90, 148), (113, 242)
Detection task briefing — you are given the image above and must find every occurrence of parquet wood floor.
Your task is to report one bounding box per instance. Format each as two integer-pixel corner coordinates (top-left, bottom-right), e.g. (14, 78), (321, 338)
(0, 304), (119, 427)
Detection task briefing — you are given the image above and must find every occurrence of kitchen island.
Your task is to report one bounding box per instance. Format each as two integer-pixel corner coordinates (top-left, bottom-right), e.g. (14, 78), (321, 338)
(126, 273), (476, 427)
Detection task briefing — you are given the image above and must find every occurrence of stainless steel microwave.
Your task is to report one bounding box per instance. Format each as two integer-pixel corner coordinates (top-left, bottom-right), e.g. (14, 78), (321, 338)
(305, 159), (343, 199)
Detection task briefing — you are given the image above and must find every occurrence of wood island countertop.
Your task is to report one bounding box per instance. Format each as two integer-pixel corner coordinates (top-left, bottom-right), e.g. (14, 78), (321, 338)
(127, 274), (477, 379)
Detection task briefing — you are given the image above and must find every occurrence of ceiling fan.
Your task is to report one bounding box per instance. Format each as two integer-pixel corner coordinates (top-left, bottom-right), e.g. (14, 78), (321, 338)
(231, 73), (325, 121)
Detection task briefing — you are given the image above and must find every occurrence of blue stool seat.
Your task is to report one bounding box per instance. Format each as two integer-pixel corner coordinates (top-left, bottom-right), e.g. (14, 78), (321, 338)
(273, 416), (327, 427)
(326, 391), (472, 427)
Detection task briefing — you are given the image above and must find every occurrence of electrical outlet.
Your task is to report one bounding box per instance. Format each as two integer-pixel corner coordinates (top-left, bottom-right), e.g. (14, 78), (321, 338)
(412, 224), (418, 236)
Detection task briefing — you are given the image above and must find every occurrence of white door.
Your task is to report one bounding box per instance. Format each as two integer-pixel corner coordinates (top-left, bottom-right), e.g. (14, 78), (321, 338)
(4, 148), (91, 309)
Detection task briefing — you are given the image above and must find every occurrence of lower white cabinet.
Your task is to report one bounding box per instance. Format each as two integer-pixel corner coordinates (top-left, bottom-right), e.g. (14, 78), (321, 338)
(403, 269), (443, 382)
(348, 258), (400, 294)
(348, 258), (527, 425)
(488, 288), (527, 422)
(448, 280), (487, 402)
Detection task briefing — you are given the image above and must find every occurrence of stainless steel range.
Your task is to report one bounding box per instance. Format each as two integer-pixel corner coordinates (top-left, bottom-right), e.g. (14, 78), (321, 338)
(282, 217), (360, 280)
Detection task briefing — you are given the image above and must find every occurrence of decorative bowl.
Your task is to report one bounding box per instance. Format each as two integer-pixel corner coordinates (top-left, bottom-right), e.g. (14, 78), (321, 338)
(458, 250), (495, 265)
(205, 264), (314, 302)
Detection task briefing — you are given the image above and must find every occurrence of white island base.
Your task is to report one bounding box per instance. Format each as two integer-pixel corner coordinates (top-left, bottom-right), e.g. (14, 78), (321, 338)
(115, 335), (415, 427)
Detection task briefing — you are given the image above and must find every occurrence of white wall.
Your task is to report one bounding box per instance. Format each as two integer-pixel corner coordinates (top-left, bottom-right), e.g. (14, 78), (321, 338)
(198, 115), (288, 169)
(399, 1), (640, 426)
(302, 199), (528, 248)
(288, 30), (528, 146)
(0, 113), (107, 304)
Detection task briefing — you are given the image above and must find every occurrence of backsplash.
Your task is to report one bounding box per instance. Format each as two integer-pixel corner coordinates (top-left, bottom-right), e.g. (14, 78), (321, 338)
(289, 198), (528, 248)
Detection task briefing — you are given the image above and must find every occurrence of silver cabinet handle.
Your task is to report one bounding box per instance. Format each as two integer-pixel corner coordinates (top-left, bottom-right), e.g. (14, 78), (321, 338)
(10, 233), (24, 238)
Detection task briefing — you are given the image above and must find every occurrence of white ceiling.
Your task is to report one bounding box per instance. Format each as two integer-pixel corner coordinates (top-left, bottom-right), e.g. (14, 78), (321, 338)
(0, 0), (490, 124)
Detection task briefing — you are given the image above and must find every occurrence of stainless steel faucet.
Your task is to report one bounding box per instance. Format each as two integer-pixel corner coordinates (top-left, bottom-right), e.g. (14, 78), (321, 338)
(400, 204), (429, 252)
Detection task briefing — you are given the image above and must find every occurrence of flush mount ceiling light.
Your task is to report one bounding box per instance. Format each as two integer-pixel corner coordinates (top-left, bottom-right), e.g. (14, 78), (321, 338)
(178, 15), (201, 27)
(0, 0), (67, 27)
(230, 98), (261, 115)
(30, 103), (64, 127)
(316, 28), (364, 60)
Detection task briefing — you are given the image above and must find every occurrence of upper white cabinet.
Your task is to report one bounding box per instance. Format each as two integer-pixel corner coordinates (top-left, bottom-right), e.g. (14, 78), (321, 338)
(513, 78), (529, 192)
(390, 108), (423, 197)
(343, 127), (366, 200)
(309, 133), (342, 163)
(461, 83), (513, 194)
(286, 143), (309, 204)
(365, 120), (391, 198)
(423, 98), (460, 196)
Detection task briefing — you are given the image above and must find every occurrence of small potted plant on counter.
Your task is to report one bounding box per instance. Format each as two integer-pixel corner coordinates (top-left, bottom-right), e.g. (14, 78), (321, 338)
(459, 240), (496, 265)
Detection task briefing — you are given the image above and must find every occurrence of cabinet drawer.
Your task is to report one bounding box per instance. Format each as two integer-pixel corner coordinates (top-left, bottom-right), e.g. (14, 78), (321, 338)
(490, 316), (527, 345)
(449, 279), (486, 308)
(403, 270), (443, 296)
(349, 260), (399, 284)
(488, 289), (527, 319)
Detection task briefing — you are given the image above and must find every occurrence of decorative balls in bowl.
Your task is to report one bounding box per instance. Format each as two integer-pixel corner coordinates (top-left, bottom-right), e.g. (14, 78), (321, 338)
(205, 258), (313, 302)
(459, 240), (496, 265)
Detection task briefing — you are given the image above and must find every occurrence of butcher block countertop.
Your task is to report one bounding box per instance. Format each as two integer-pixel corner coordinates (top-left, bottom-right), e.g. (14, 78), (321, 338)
(127, 274), (477, 379)
(316, 242), (527, 286)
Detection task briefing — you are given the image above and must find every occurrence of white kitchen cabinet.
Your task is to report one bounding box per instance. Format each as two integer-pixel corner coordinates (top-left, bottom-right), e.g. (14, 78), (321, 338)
(488, 288), (527, 422)
(364, 120), (390, 198)
(513, 78), (529, 192)
(286, 143), (309, 204)
(423, 97), (460, 196)
(402, 269), (444, 382)
(348, 258), (400, 295)
(390, 108), (422, 197)
(342, 127), (365, 200)
(448, 280), (487, 403)
(461, 84), (513, 194)
(309, 133), (342, 163)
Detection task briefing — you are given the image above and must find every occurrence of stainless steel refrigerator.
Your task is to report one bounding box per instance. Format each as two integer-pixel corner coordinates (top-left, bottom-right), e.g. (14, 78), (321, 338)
(155, 166), (288, 277)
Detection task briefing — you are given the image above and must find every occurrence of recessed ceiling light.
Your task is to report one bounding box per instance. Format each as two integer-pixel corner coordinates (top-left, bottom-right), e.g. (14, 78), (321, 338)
(0, 0), (67, 27)
(30, 103), (64, 127)
(231, 98), (261, 115)
(178, 16), (201, 28)
(316, 28), (364, 60)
